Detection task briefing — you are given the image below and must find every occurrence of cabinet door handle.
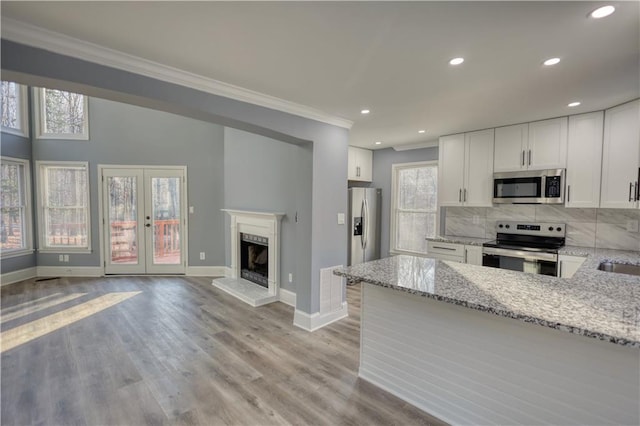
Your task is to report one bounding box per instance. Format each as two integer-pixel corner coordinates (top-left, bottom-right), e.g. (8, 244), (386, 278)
(464, 188), (467, 202)
(635, 181), (639, 202)
(629, 182), (634, 202)
(522, 150), (525, 167)
(432, 246), (457, 251)
(528, 149), (532, 166)
(459, 188), (462, 202)
(558, 261), (562, 278)
(567, 185), (570, 203)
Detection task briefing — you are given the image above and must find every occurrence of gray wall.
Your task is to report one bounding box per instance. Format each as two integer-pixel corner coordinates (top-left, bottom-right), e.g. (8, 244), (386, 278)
(32, 96), (226, 267)
(2, 40), (348, 315)
(223, 127), (312, 293)
(371, 146), (439, 258)
(0, 131), (36, 273)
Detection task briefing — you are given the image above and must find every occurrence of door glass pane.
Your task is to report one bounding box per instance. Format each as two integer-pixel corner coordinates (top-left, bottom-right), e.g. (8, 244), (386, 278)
(151, 177), (180, 265)
(108, 176), (138, 264)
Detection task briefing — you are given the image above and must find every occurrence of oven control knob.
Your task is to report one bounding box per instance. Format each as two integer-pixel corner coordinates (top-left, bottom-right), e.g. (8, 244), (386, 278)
(498, 224), (503, 228)
(505, 224), (510, 229)
(556, 227), (562, 232)
(548, 226), (554, 231)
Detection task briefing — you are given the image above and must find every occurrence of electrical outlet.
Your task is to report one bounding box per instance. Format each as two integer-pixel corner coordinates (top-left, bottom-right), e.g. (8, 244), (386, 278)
(59, 254), (64, 262)
(626, 220), (639, 233)
(63, 254), (69, 262)
(199, 252), (205, 260)
(189, 206), (195, 214)
(288, 273), (293, 283)
(337, 213), (345, 225)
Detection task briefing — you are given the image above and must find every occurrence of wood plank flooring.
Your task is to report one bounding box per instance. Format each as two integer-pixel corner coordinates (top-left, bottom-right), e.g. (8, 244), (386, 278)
(1, 276), (447, 425)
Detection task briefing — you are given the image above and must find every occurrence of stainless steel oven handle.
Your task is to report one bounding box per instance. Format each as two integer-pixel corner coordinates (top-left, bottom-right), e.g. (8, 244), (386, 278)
(482, 247), (557, 262)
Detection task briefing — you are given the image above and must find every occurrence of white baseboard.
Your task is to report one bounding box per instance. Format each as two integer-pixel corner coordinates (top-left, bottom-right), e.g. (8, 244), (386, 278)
(293, 302), (349, 332)
(279, 288), (296, 307)
(36, 266), (103, 277)
(1, 267), (37, 286)
(186, 266), (227, 277)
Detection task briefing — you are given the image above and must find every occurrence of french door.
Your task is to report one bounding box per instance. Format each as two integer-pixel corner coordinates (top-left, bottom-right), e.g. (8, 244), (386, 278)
(102, 167), (185, 274)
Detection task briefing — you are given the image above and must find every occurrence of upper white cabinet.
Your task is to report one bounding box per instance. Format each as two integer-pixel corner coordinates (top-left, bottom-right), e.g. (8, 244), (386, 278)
(348, 146), (373, 182)
(494, 124), (529, 172)
(600, 100), (640, 209)
(439, 129), (494, 207)
(493, 118), (567, 172)
(565, 111), (604, 208)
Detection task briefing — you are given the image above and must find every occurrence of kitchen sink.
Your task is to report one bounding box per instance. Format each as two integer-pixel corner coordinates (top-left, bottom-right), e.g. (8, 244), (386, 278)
(597, 262), (640, 276)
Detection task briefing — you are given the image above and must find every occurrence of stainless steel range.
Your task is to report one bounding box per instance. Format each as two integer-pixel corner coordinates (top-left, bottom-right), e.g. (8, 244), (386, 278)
(482, 221), (566, 276)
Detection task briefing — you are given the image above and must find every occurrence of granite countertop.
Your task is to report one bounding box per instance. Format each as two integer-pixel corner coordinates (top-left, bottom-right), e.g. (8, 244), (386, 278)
(427, 236), (490, 246)
(335, 250), (640, 347)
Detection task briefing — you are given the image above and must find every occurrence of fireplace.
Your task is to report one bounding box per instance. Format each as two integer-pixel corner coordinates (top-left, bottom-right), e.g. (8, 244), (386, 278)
(240, 233), (269, 288)
(212, 209), (284, 307)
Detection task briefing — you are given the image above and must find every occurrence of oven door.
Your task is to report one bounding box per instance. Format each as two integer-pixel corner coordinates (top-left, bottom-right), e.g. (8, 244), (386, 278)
(482, 247), (558, 276)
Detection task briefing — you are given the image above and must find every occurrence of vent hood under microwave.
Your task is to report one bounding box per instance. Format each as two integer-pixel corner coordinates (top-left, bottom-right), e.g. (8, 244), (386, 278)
(493, 169), (565, 204)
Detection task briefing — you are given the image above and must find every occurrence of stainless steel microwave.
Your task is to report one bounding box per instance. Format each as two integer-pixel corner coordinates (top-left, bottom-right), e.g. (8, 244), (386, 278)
(493, 169), (564, 204)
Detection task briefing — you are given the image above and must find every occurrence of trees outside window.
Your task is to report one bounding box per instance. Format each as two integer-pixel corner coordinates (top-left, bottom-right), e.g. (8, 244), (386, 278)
(1, 81), (28, 137)
(36, 88), (89, 139)
(391, 161), (438, 255)
(38, 162), (91, 251)
(1, 157), (32, 256)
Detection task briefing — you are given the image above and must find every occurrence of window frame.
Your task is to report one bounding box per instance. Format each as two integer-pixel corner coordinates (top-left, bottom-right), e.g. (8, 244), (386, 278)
(1, 82), (29, 137)
(389, 160), (439, 257)
(36, 160), (92, 253)
(0, 156), (33, 258)
(34, 87), (89, 140)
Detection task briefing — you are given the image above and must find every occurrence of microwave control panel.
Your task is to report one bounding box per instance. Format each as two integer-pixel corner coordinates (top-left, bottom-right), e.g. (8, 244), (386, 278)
(545, 176), (562, 198)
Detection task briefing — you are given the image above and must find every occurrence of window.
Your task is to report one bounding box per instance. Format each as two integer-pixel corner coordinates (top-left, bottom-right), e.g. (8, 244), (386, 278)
(390, 161), (438, 255)
(1, 157), (32, 257)
(1, 81), (28, 137)
(35, 88), (89, 139)
(37, 162), (91, 252)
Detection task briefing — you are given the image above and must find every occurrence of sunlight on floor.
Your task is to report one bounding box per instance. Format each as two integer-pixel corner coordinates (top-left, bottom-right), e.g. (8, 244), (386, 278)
(1, 291), (142, 352)
(1, 292), (87, 324)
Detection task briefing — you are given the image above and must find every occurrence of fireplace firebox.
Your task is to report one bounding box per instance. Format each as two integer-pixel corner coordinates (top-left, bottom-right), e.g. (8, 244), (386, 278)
(240, 233), (269, 288)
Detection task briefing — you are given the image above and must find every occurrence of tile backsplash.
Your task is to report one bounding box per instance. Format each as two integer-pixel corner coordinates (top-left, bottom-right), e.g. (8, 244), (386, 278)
(445, 205), (640, 251)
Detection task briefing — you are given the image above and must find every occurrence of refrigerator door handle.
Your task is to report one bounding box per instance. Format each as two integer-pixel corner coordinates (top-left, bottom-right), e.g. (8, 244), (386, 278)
(363, 198), (369, 249)
(360, 199), (366, 249)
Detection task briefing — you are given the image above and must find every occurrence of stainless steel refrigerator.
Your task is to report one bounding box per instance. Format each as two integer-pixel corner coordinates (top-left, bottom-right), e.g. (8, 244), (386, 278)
(348, 188), (381, 266)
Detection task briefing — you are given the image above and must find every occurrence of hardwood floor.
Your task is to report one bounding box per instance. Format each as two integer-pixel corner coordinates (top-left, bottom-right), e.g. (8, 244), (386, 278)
(1, 276), (446, 425)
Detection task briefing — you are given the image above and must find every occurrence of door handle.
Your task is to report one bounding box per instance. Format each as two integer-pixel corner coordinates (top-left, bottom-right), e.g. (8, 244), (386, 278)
(567, 185), (570, 203)
(528, 149), (532, 166)
(360, 200), (365, 249)
(363, 198), (369, 250)
(522, 150), (525, 167)
(459, 188), (462, 202)
(464, 188), (467, 202)
(629, 182), (634, 202)
(635, 181), (639, 202)
(145, 223), (151, 228)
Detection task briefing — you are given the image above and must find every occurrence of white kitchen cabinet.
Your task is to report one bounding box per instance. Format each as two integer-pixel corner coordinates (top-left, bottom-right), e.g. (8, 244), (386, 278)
(439, 129), (494, 207)
(493, 118), (567, 172)
(565, 111), (604, 208)
(527, 117), (568, 170)
(464, 245), (483, 266)
(558, 255), (586, 279)
(427, 241), (465, 262)
(600, 100), (640, 209)
(348, 146), (373, 182)
(494, 124), (528, 172)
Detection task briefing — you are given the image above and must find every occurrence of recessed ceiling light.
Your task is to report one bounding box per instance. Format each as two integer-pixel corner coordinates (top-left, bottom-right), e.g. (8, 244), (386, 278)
(418, 130), (426, 134)
(543, 57), (561, 66)
(568, 101), (581, 107)
(590, 5), (615, 18)
(449, 57), (464, 66)
(375, 141), (382, 145)
(361, 109), (370, 115)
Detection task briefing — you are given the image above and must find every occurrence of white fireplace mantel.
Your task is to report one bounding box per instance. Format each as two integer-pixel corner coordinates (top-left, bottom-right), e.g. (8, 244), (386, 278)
(212, 209), (285, 307)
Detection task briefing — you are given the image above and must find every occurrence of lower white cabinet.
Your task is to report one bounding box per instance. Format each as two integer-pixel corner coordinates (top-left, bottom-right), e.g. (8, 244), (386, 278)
(464, 245), (483, 266)
(558, 255), (586, 279)
(427, 241), (483, 265)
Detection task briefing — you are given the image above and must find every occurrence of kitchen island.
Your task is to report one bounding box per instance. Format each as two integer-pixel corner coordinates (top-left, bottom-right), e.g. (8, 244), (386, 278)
(335, 254), (640, 425)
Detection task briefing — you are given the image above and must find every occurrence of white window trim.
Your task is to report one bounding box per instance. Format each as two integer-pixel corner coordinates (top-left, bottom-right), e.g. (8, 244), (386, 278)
(389, 160), (438, 257)
(1, 83), (29, 138)
(36, 160), (92, 253)
(33, 88), (89, 140)
(1, 156), (33, 258)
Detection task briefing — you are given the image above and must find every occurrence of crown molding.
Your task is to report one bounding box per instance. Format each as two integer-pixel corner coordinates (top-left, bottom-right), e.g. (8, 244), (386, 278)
(1, 18), (354, 129)
(392, 140), (439, 151)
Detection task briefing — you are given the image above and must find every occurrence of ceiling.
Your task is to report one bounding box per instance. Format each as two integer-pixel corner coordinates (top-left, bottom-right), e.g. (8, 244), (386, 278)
(1, 2), (639, 150)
